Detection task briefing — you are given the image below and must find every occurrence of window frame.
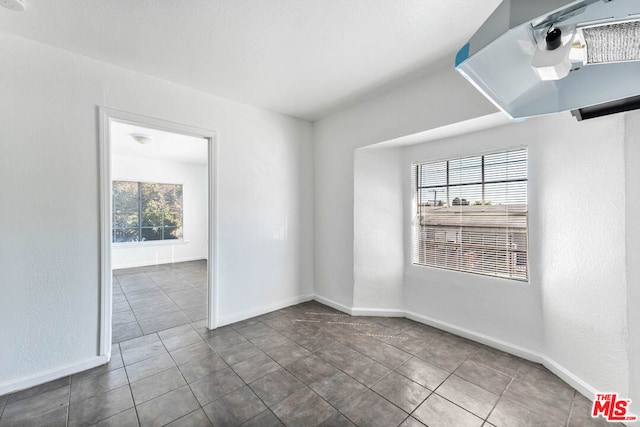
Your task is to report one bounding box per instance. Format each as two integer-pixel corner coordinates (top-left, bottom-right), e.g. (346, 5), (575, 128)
(411, 147), (529, 282)
(112, 180), (185, 244)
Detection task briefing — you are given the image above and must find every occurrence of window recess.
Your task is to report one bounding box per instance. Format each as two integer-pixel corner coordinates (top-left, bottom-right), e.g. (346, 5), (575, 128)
(413, 148), (528, 281)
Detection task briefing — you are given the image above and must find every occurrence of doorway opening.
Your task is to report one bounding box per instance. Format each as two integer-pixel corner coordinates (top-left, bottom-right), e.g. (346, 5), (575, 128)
(99, 109), (218, 357)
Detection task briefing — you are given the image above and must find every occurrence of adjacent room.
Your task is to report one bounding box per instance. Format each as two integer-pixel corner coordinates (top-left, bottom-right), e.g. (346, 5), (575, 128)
(0, 0), (638, 426)
(109, 121), (210, 343)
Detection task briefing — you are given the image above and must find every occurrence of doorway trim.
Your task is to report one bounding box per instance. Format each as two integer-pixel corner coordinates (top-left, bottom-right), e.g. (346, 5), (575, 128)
(98, 107), (219, 357)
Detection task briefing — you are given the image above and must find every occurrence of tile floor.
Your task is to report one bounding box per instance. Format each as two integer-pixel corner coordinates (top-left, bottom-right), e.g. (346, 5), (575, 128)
(112, 260), (208, 343)
(0, 262), (618, 426)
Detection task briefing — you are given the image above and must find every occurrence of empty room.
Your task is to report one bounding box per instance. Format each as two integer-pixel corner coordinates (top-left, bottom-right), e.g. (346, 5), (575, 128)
(0, 1), (638, 426)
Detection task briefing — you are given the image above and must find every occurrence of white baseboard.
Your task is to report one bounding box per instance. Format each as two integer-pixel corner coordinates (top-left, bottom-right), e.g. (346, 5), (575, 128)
(405, 310), (543, 363)
(112, 256), (207, 270)
(351, 307), (405, 317)
(311, 294), (353, 315)
(543, 355), (598, 399)
(217, 293), (314, 327)
(0, 355), (109, 396)
(398, 309), (600, 402)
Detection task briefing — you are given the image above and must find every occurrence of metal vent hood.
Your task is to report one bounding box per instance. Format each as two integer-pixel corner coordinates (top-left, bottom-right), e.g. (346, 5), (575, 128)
(455, 0), (640, 120)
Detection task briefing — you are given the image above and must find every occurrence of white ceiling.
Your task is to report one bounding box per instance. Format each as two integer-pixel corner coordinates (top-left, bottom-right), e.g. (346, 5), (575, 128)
(0, 0), (501, 121)
(111, 121), (208, 165)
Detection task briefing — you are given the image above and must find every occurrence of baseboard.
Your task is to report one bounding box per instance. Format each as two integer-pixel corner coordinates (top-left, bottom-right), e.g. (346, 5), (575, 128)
(542, 355), (598, 400)
(351, 307), (405, 317)
(0, 355), (109, 396)
(405, 310), (543, 363)
(217, 293), (314, 327)
(395, 309), (600, 401)
(312, 294), (353, 315)
(112, 256), (207, 270)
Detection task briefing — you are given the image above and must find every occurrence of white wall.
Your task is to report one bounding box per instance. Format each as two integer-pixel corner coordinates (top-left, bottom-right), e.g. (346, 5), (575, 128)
(625, 110), (640, 407)
(353, 147), (404, 313)
(111, 155), (208, 269)
(313, 62), (497, 310)
(314, 59), (630, 398)
(0, 33), (313, 393)
(402, 114), (628, 397)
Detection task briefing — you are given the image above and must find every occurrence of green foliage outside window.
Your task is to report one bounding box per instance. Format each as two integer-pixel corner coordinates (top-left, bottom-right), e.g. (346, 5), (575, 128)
(113, 181), (183, 243)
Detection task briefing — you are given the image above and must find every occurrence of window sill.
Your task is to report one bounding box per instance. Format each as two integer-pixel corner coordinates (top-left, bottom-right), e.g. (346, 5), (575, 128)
(113, 240), (190, 248)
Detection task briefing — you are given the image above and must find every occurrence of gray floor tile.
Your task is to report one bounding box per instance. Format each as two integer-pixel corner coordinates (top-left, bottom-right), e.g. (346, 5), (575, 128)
(316, 411), (357, 427)
(6, 376), (70, 404)
(113, 309), (137, 328)
(138, 310), (191, 335)
(190, 367), (245, 406)
(92, 407), (140, 427)
(183, 305), (207, 322)
(202, 386), (267, 427)
(240, 410), (285, 427)
(0, 404), (67, 427)
(501, 378), (573, 421)
(231, 352), (281, 383)
(164, 409), (211, 427)
(217, 341), (264, 365)
(68, 385), (134, 427)
(204, 328), (249, 350)
(1, 386), (70, 427)
(470, 346), (526, 377)
(136, 385), (199, 427)
(339, 389), (408, 427)
(166, 409), (212, 427)
(284, 354), (341, 385)
(127, 294), (174, 311)
(120, 334), (167, 365)
(435, 375), (499, 419)
(487, 397), (562, 427)
(309, 371), (367, 406)
(113, 321), (143, 343)
(416, 337), (474, 372)
(70, 367), (129, 403)
(272, 387), (337, 427)
(132, 301), (182, 321)
(396, 356), (450, 390)
(178, 352), (228, 383)
(236, 322), (274, 340)
(130, 367), (187, 404)
(125, 352), (176, 383)
(372, 371), (431, 413)
(399, 416), (427, 427)
(454, 359), (513, 395)
(264, 342), (312, 365)
(125, 288), (166, 301)
(170, 341), (215, 366)
(414, 394), (484, 427)
(249, 368), (307, 408)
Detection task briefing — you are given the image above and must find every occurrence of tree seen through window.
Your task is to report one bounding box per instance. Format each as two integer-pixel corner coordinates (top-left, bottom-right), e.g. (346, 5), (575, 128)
(112, 181), (183, 243)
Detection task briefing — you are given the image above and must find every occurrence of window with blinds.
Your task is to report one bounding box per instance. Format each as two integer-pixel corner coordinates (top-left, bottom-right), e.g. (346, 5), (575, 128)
(413, 148), (528, 281)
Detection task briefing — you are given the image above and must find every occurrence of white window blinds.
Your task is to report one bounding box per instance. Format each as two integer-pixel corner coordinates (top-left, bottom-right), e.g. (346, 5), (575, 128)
(413, 148), (528, 281)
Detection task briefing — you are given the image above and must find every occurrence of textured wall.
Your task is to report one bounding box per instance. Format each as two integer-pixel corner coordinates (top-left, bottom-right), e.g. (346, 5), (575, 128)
(625, 111), (640, 407)
(0, 33), (313, 392)
(313, 63), (497, 309)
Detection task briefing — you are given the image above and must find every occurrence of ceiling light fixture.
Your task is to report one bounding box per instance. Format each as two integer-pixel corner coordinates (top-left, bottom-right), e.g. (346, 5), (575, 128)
(130, 134), (153, 145)
(0, 0), (25, 11)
